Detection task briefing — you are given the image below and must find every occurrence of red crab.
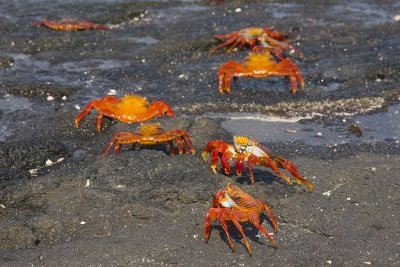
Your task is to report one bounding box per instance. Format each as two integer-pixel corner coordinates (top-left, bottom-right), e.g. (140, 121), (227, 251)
(33, 18), (109, 31)
(103, 123), (195, 156)
(217, 47), (304, 94)
(210, 27), (303, 57)
(75, 94), (174, 133)
(202, 136), (314, 189)
(205, 182), (278, 254)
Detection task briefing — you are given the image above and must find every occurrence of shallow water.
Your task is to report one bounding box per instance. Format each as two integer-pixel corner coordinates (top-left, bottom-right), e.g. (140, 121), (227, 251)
(219, 104), (400, 146)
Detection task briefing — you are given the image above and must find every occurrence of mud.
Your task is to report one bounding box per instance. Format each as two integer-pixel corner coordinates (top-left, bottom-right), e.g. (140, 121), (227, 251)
(0, 0), (399, 266)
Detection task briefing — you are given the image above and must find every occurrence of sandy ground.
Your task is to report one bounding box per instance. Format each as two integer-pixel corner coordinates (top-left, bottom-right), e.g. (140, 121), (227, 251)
(0, 0), (400, 266)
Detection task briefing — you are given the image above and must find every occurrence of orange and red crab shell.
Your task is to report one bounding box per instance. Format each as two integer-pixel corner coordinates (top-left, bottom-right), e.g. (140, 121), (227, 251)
(202, 136), (314, 189)
(217, 47), (304, 94)
(204, 182), (278, 254)
(33, 18), (109, 31)
(210, 27), (304, 57)
(74, 94), (175, 133)
(103, 123), (195, 156)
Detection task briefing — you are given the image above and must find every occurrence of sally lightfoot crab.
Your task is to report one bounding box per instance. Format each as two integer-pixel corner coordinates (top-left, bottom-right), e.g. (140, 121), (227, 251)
(210, 27), (303, 57)
(103, 123), (195, 156)
(202, 136), (313, 189)
(33, 18), (109, 31)
(217, 48), (304, 94)
(205, 182), (278, 254)
(75, 94), (174, 132)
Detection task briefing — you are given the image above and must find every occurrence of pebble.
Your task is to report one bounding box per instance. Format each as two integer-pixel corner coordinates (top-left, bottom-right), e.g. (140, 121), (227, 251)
(235, 8), (242, 13)
(47, 95), (54, 101)
(62, 96), (67, 100)
(75, 104), (81, 110)
(46, 159), (53, 166)
(108, 89), (117, 95)
(323, 191), (331, 196)
(393, 15), (400, 21)
(29, 168), (38, 175)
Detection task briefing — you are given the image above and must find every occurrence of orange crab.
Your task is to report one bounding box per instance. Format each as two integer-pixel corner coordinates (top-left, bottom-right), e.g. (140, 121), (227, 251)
(103, 123), (195, 156)
(75, 94), (174, 133)
(210, 27), (302, 57)
(202, 136), (314, 189)
(217, 47), (304, 94)
(33, 18), (109, 31)
(205, 182), (278, 254)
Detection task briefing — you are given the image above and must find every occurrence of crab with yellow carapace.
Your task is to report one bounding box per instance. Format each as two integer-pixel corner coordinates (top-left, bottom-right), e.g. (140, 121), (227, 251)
(103, 123), (195, 156)
(217, 47), (304, 94)
(75, 94), (174, 132)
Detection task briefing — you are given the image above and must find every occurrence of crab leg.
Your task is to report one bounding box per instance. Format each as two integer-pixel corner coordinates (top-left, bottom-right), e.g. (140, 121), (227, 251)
(263, 27), (288, 41)
(265, 59), (302, 94)
(210, 35), (237, 53)
(74, 101), (96, 128)
(204, 208), (236, 252)
(258, 200), (278, 232)
(272, 156), (314, 190)
(260, 156), (293, 186)
(259, 34), (304, 58)
(227, 39), (242, 53)
(221, 151), (232, 174)
(249, 215), (277, 249)
(247, 155), (257, 184)
(179, 137), (190, 154)
(235, 156), (244, 176)
(103, 132), (137, 156)
(114, 144), (122, 154)
(204, 208), (215, 243)
(96, 113), (104, 133)
(210, 149), (219, 174)
(180, 132), (196, 154)
(224, 72), (232, 93)
(103, 138), (115, 156)
(219, 217), (236, 252)
(237, 39), (247, 52)
(175, 138), (184, 154)
(218, 61), (246, 93)
(168, 141), (175, 155)
(231, 216), (252, 255)
(74, 96), (119, 131)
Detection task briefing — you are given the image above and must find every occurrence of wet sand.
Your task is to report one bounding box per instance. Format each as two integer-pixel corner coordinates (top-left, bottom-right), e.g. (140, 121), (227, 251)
(0, 0), (400, 266)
